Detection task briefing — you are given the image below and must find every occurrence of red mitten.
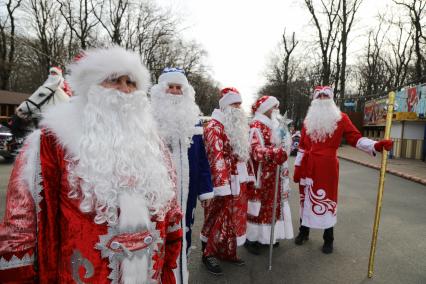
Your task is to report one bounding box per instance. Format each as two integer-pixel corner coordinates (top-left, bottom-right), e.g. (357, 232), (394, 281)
(293, 166), (301, 183)
(374, 139), (393, 152)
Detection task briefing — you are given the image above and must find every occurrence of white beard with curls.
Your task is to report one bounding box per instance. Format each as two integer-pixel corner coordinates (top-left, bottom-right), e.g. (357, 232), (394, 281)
(304, 98), (342, 143)
(150, 83), (201, 148)
(222, 106), (250, 161)
(67, 85), (175, 226)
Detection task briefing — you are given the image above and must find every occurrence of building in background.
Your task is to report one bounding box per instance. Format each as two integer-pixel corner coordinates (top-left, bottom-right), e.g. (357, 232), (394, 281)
(363, 84), (426, 161)
(0, 90), (30, 124)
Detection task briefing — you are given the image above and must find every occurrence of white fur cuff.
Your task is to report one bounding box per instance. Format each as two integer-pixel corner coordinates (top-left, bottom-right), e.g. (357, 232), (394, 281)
(356, 137), (377, 156)
(199, 192), (214, 201)
(295, 150), (304, 166)
(213, 184), (231, 196)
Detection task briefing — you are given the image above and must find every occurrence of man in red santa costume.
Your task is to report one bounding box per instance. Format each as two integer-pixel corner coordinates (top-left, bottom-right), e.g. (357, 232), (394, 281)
(293, 86), (393, 254)
(245, 96), (294, 255)
(49, 66), (73, 96)
(0, 46), (182, 283)
(200, 87), (252, 275)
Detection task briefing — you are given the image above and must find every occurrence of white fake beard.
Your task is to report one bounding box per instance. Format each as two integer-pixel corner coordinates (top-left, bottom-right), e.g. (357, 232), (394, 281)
(67, 85), (175, 225)
(222, 106), (250, 161)
(150, 83), (200, 147)
(304, 99), (342, 143)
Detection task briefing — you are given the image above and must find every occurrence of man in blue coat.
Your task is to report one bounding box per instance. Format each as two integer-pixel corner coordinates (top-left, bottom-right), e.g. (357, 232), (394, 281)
(150, 67), (214, 284)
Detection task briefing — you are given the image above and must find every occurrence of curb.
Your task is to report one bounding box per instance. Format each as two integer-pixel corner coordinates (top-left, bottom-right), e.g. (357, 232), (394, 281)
(338, 155), (426, 186)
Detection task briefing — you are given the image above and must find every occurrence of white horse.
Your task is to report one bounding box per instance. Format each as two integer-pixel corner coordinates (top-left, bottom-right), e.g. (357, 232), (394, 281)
(16, 75), (70, 121)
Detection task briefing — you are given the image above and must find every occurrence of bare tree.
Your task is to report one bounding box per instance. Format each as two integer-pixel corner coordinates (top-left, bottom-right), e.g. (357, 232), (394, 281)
(383, 19), (414, 88)
(0, 0), (23, 90)
(91, 0), (129, 45)
(338, 0), (363, 107)
(26, 0), (68, 74)
(304, 0), (342, 85)
(56, 0), (98, 49)
(394, 0), (426, 81)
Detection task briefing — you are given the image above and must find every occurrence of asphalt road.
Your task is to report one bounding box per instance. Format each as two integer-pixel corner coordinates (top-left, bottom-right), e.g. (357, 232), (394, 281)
(0, 157), (425, 284)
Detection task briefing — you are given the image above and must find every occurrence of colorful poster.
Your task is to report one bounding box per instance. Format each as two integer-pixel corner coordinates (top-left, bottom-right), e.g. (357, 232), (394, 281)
(363, 98), (387, 125)
(393, 84), (425, 117)
(416, 85), (426, 117)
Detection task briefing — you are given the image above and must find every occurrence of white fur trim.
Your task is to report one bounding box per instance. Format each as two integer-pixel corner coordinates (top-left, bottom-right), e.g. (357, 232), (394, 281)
(198, 192), (214, 201)
(294, 149), (305, 166)
(21, 130), (43, 214)
(236, 162), (249, 183)
(40, 96), (85, 157)
(213, 184), (231, 196)
(211, 109), (224, 124)
(118, 192), (152, 283)
(252, 112), (273, 128)
(256, 96), (279, 114)
(246, 220), (293, 244)
(282, 201), (294, 239)
(219, 92), (242, 109)
(67, 46), (151, 97)
(199, 234), (208, 243)
(230, 175), (240, 196)
(237, 234), (246, 246)
(158, 72), (189, 87)
(194, 125), (204, 135)
(247, 201), (261, 217)
(356, 137), (377, 156)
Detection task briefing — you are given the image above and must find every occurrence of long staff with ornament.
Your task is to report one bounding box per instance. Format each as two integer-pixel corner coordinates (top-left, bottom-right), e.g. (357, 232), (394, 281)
(268, 112), (292, 271)
(367, 91), (395, 278)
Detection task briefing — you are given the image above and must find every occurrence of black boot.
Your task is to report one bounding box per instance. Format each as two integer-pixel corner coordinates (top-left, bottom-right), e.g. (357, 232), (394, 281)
(322, 227), (334, 254)
(202, 255), (223, 275)
(201, 241), (207, 253)
(244, 240), (261, 255)
(295, 225), (310, 245)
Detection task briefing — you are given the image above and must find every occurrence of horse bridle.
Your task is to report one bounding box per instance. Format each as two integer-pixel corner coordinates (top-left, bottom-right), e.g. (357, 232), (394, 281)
(23, 86), (56, 120)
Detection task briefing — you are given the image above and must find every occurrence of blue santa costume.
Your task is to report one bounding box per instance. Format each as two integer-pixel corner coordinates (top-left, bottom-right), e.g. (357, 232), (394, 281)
(150, 68), (214, 284)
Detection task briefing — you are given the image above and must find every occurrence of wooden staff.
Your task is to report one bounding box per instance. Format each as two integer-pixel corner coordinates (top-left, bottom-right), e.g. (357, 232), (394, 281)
(367, 91), (395, 278)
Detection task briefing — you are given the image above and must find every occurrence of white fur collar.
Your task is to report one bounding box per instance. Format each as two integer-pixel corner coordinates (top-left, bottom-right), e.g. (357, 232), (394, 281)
(253, 112), (273, 129)
(211, 109), (224, 124)
(39, 96), (85, 157)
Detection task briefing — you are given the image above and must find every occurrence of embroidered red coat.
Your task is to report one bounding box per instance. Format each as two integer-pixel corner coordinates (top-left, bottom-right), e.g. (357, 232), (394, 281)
(0, 130), (182, 283)
(246, 114), (293, 244)
(200, 109), (252, 260)
(295, 112), (376, 229)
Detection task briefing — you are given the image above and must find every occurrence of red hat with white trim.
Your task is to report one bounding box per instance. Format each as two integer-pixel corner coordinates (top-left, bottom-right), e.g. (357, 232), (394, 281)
(252, 95), (279, 114)
(219, 87), (242, 109)
(313, 85), (333, 99)
(49, 66), (63, 76)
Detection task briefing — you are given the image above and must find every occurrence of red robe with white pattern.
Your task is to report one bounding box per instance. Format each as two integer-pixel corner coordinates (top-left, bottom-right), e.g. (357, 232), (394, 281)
(246, 114), (291, 244)
(0, 130), (182, 283)
(200, 109), (251, 260)
(296, 112), (375, 229)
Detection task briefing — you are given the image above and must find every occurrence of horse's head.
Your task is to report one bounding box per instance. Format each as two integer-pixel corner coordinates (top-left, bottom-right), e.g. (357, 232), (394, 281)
(16, 76), (70, 120)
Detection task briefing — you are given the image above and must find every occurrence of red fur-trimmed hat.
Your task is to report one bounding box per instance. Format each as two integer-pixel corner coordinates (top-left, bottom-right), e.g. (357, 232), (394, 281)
(49, 66), (63, 76)
(252, 95), (279, 114)
(219, 87), (242, 109)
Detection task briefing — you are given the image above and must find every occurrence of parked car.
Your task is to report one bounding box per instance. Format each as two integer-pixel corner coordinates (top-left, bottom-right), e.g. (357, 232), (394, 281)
(0, 124), (22, 161)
